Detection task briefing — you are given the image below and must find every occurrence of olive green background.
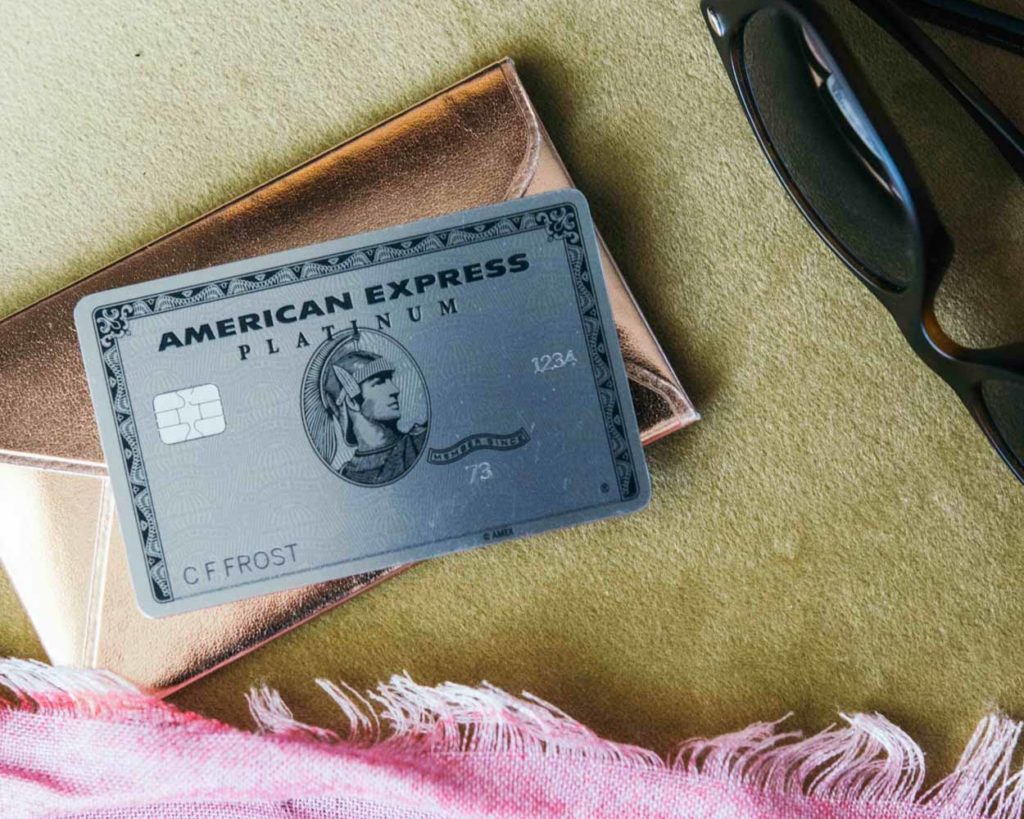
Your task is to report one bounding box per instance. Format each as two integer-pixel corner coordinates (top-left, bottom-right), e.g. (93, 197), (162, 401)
(2, 0), (1023, 779)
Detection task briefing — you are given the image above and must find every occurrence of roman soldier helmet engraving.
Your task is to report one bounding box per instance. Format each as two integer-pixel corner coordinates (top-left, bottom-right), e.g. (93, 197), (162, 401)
(321, 342), (396, 446)
(302, 326), (429, 487)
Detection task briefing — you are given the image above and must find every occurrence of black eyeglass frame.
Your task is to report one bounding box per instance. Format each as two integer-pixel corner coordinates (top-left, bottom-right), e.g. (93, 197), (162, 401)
(701, 0), (1024, 484)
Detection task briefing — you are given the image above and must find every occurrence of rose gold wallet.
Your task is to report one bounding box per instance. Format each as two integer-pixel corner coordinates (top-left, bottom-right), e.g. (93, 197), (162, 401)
(0, 59), (697, 694)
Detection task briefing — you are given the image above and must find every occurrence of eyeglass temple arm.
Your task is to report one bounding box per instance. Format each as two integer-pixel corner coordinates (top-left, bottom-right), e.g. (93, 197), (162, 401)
(890, 0), (1024, 55)
(857, 0), (1024, 175)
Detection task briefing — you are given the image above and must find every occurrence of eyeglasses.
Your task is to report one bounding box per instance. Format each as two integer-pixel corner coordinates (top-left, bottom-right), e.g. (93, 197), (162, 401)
(701, 0), (1024, 485)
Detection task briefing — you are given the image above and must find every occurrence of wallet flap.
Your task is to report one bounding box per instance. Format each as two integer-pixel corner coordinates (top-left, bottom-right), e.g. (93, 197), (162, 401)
(0, 60), (541, 467)
(524, 123), (698, 442)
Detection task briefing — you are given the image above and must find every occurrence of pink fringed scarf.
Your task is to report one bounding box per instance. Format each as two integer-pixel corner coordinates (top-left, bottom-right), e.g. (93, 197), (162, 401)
(1, 659), (1021, 818)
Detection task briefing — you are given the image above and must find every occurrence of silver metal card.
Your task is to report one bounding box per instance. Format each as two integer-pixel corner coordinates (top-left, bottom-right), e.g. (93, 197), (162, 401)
(75, 190), (650, 617)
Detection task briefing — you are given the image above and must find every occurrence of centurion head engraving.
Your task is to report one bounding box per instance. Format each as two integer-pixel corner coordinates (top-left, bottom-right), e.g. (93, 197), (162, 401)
(302, 327), (429, 487)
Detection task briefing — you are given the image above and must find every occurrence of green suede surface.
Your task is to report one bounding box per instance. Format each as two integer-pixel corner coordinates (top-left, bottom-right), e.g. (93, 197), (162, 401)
(2, 0), (1023, 778)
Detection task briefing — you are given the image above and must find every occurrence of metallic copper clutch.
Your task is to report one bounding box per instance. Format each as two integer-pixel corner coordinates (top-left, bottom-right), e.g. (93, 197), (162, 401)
(0, 59), (697, 694)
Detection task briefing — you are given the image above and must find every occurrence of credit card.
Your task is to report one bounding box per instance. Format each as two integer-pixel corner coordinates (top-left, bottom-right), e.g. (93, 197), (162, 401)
(75, 190), (650, 617)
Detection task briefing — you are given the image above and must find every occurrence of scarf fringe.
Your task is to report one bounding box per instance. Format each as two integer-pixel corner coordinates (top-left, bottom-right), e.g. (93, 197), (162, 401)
(251, 673), (1024, 817)
(4, 658), (1024, 817)
(0, 657), (168, 720)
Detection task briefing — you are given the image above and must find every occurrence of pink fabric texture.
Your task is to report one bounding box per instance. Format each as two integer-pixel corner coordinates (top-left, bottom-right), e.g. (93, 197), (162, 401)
(1, 660), (1022, 818)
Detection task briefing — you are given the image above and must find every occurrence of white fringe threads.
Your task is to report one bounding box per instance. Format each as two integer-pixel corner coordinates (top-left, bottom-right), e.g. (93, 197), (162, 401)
(248, 674), (1024, 817)
(3, 658), (1024, 817)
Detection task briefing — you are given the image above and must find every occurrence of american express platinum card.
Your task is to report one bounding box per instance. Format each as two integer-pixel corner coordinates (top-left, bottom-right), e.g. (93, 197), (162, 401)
(75, 190), (650, 617)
